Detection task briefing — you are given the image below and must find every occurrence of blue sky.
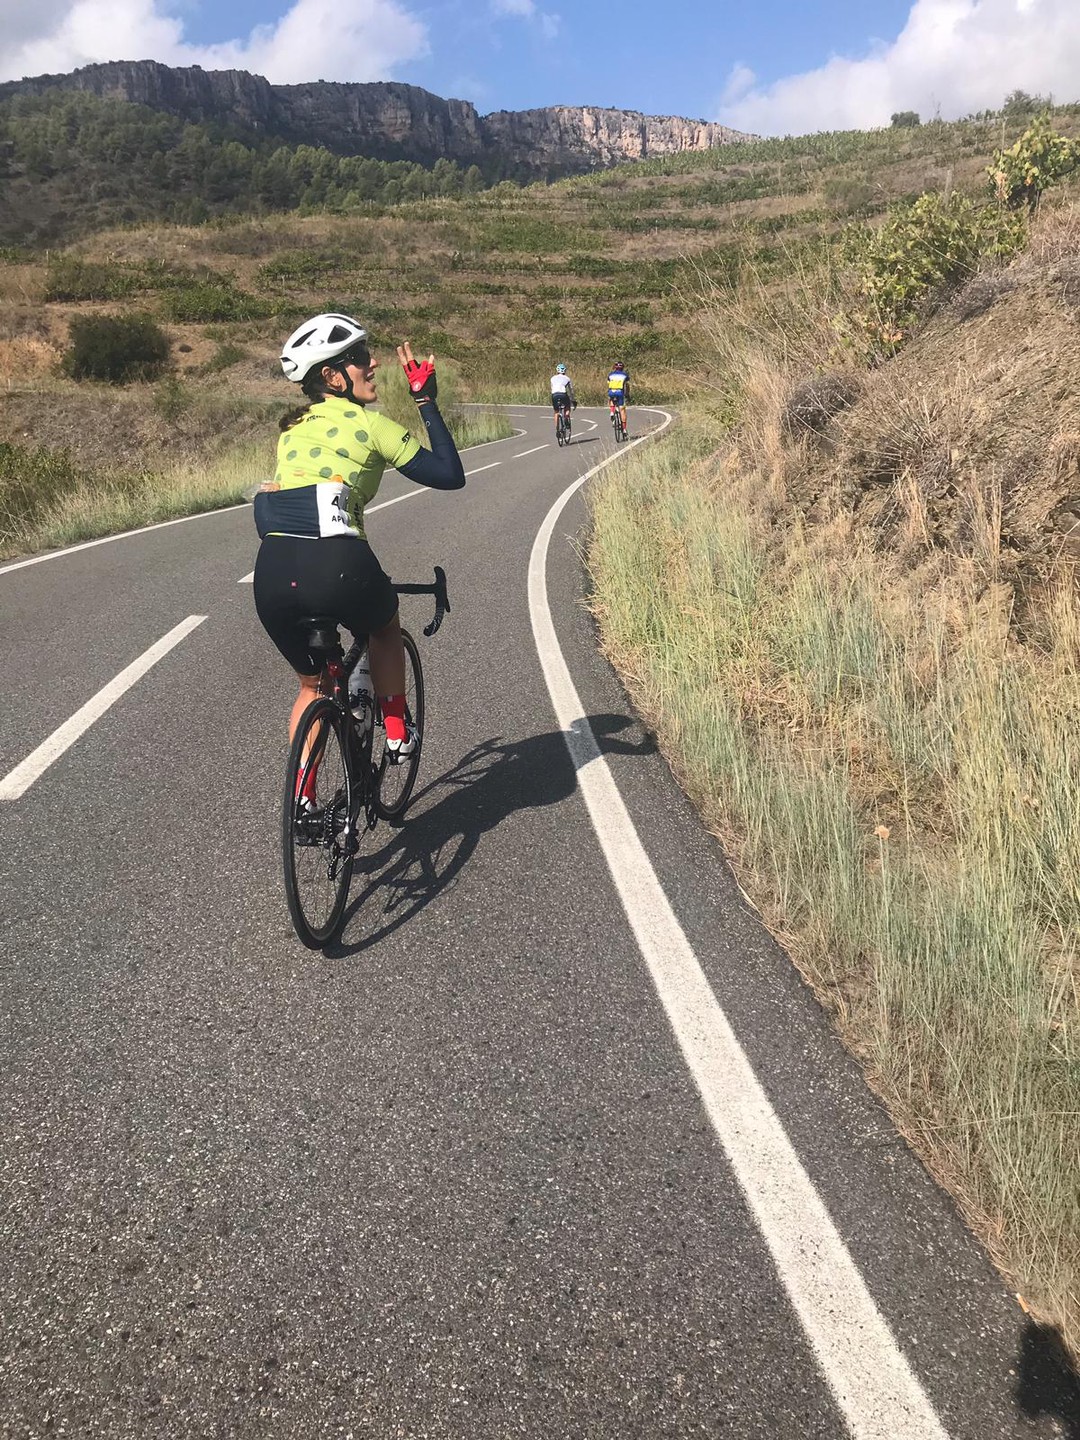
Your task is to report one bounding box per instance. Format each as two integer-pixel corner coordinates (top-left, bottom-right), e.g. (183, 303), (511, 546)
(171, 0), (914, 119)
(4, 1), (1078, 135)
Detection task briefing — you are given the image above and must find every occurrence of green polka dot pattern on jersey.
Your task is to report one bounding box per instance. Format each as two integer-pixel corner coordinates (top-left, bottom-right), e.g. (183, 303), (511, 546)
(343, 410), (357, 418)
(354, 430), (369, 443)
(336, 447), (350, 459)
(319, 467), (333, 478)
(348, 470), (359, 483)
(327, 427), (338, 437)
(309, 448), (321, 458)
(286, 450), (297, 461)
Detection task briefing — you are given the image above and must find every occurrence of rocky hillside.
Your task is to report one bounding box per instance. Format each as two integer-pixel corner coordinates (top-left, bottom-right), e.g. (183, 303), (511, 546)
(0, 61), (751, 178)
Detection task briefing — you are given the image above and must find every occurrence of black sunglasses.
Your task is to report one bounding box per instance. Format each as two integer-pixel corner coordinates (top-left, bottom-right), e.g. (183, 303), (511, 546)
(338, 345), (372, 369)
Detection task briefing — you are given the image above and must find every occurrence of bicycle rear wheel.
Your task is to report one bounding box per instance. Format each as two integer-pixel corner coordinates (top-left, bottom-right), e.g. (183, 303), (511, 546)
(373, 628), (425, 822)
(282, 697), (355, 947)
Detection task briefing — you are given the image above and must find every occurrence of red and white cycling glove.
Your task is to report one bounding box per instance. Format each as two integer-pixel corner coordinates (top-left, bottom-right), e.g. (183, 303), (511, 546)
(402, 355), (437, 402)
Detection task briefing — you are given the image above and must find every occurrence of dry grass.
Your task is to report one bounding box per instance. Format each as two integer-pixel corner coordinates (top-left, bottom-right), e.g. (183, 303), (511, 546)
(587, 198), (1080, 1355)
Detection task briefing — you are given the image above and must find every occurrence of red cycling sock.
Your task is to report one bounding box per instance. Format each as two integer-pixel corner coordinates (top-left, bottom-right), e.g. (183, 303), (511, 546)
(381, 694), (406, 742)
(296, 762), (319, 803)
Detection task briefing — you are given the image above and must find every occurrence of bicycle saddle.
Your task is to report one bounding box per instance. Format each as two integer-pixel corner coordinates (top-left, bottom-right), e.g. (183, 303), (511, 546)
(299, 616), (341, 653)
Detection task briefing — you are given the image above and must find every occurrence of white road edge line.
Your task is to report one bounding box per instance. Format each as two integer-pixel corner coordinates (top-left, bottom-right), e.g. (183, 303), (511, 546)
(0, 428), (524, 583)
(513, 444), (550, 458)
(0, 615), (208, 801)
(463, 461), (501, 476)
(0, 507), (249, 580)
(527, 414), (949, 1440)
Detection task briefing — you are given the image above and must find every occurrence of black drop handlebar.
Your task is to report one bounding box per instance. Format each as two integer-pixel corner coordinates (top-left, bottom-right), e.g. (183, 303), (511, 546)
(393, 565), (450, 638)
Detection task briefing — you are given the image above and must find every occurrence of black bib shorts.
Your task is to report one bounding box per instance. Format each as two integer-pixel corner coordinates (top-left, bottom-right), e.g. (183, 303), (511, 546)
(253, 534), (398, 676)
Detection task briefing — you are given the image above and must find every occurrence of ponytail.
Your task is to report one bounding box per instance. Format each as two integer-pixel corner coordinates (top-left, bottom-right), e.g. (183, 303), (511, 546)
(278, 369), (333, 432)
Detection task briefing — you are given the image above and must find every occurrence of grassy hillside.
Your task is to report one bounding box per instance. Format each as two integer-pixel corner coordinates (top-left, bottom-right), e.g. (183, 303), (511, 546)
(6, 107), (1079, 411)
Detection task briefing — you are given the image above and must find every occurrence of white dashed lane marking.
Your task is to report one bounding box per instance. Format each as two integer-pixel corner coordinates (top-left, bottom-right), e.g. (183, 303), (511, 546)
(0, 616), (208, 800)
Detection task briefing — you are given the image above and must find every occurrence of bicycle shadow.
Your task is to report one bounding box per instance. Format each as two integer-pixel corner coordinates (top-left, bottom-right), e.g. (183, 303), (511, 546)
(328, 714), (656, 956)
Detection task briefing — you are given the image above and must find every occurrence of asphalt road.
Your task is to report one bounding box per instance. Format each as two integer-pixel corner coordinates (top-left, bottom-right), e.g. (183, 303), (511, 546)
(1, 405), (1077, 1439)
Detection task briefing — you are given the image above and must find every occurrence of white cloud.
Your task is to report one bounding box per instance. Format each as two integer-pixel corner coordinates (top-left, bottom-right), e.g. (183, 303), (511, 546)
(717, 0), (1080, 136)
(488, 0), (560, 42)
(0, 0), (429, 85)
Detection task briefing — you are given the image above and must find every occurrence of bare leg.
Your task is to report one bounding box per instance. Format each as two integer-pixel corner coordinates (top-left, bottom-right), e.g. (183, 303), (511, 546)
(367, 610), (406, 698)
(289, 671), (322, 742)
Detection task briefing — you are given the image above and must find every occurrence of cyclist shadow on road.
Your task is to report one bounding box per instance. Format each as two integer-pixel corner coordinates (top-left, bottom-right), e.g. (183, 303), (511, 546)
(329, 713), (656, 956)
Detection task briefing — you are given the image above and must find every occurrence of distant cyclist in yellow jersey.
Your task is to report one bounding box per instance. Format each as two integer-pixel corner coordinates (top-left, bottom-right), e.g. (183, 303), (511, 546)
(607, 361), (630, 432)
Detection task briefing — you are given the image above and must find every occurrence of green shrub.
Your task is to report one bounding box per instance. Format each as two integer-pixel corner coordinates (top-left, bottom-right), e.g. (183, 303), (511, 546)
(843, 191), (1026, 353)
(822, 176), (877, 215)
(200, 342), (248, 374)
(988, 113), (1080, 211)
(61, 312), (170, 383)
(152, 376), (190, 421)
(0, 442), (82, 544)
(161, 282), (275, 322)
(1001, 89), (1051, 120)
(44, 256), (145, 302)
(891, 111), (921, 129)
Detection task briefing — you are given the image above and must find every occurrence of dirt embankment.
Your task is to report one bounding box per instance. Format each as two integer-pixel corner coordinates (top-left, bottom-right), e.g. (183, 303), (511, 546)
(780, 235), (1080, 592)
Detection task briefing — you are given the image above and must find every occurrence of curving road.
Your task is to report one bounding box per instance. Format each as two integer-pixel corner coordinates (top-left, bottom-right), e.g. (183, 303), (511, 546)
(1, 406), (1077, 1438)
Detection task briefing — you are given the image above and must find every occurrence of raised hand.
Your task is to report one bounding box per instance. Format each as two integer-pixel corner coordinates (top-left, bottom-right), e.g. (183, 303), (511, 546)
(398, 341), (437, 403)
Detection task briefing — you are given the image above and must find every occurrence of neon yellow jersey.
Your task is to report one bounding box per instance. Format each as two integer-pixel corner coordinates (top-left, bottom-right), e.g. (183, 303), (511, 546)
(267, 395), (421, 540)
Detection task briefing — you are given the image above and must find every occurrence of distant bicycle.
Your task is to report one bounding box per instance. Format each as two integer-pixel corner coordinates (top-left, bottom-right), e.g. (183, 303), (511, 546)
(282, 567), (449, 948)
(609, 400), (627, 443)
(555, 408), (572, 446)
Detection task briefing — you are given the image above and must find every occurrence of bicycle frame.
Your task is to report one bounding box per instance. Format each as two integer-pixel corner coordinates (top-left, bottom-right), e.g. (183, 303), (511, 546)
(303, 566), (450, 824)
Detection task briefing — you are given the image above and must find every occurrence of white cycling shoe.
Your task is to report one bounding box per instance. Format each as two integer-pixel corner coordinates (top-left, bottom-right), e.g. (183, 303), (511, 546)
(385, 726), (418, 763)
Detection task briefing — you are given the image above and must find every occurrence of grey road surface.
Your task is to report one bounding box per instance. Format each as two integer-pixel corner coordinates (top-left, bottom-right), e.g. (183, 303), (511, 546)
(1, 406), (1077, 1439)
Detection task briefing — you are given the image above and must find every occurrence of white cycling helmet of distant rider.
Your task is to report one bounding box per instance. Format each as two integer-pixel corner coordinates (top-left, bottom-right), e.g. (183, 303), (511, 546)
(281, 313), (368, 383)
(555, 362), (567, 374)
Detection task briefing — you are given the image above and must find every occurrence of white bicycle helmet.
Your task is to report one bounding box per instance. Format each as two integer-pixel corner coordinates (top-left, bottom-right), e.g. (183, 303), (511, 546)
(280, 313), (368, 383)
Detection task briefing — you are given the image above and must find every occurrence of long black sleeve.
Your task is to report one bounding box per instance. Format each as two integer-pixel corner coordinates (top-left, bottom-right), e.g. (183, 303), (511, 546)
(396, 401), (466, 490)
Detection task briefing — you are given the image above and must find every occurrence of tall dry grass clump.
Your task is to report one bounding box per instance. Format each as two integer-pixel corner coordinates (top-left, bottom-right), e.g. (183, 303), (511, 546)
(589, 218), (1080, 1350)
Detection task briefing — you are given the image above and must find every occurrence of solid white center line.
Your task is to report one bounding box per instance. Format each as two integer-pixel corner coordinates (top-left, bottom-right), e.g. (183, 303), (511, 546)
(513, 444), (550, 458)
(527, 416), (949, 1440)
(0, 616), (208, 801)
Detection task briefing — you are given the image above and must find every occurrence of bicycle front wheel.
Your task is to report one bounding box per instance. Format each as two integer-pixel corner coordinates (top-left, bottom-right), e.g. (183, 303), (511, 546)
(374, 628), (425, 822)
(282, 697), (355, 948)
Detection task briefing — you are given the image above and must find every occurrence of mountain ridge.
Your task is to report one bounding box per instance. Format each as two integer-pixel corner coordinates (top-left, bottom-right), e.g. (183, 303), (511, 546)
(0, 60), (752, 178)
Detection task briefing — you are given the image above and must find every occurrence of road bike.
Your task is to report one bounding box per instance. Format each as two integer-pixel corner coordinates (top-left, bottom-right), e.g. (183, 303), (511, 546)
(555, 407), (572, 446)
(609, 400), (627, 443)
(281, 567), (449, 948)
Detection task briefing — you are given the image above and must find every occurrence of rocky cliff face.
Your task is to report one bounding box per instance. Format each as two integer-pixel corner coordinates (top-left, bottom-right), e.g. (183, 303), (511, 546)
(0, 61), (751, 175)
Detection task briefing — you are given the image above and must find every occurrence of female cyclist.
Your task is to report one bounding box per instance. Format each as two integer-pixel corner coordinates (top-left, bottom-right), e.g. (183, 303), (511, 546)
(253, 312), (465, 762)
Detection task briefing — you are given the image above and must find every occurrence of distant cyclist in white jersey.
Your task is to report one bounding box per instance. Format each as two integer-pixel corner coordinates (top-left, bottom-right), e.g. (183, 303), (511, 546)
(550, 363), (576, 437)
